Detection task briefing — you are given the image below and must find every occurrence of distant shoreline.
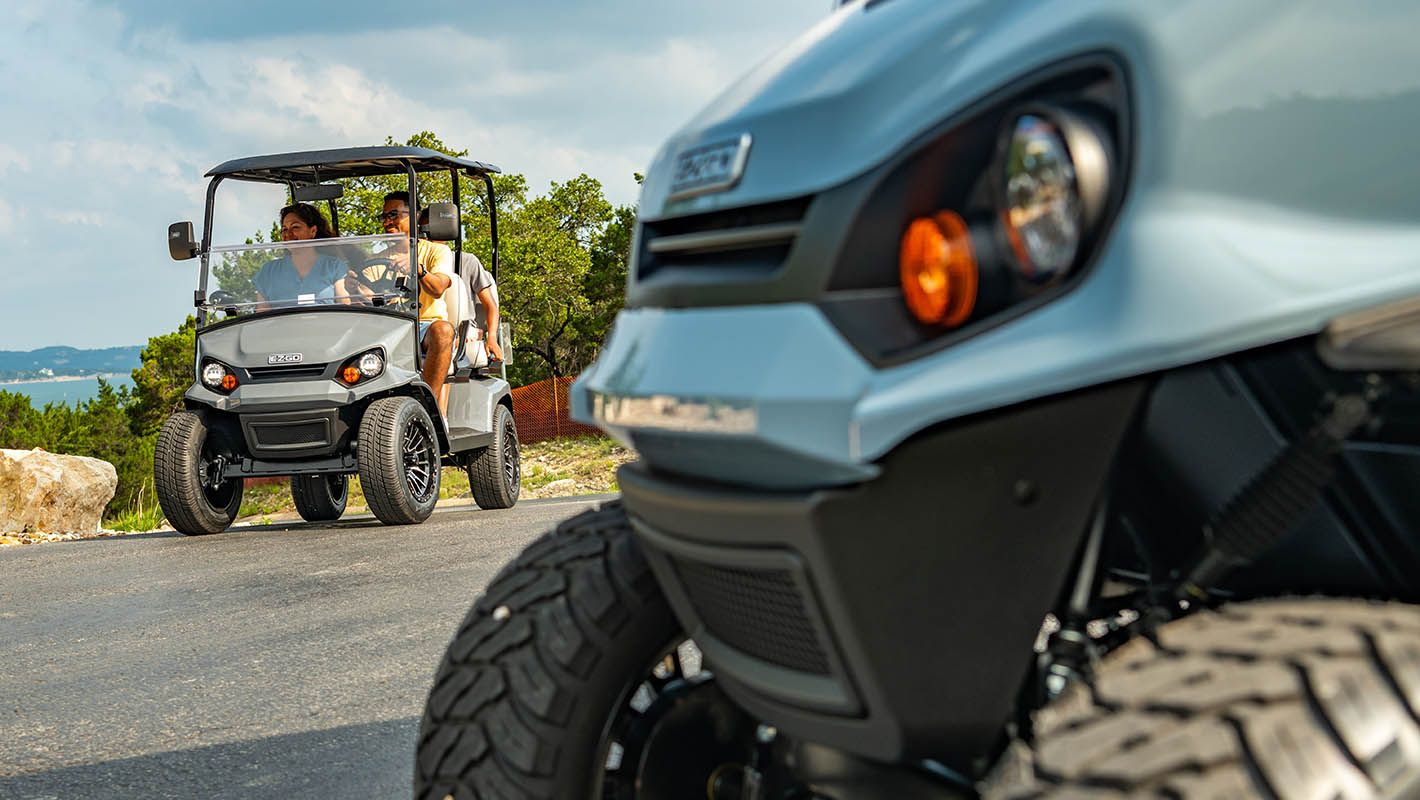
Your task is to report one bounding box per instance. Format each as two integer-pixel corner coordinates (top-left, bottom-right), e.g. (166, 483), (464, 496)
(0, 372), (129, 386)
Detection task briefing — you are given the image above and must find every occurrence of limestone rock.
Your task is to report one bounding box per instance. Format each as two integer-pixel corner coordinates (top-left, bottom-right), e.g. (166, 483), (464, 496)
(0, 449), (118, 534)
(541, 478), (576, 493)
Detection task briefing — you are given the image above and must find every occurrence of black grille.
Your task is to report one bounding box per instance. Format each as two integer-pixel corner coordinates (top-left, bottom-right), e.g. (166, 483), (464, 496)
(637, 196), (810, 281)
(247, 364), (327, 381)
(673, 558), (831, 675)
(250, 420), (329, 447)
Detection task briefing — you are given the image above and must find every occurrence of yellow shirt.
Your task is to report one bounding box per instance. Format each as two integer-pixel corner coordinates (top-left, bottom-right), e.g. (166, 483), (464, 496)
(415, 240), (456, 321)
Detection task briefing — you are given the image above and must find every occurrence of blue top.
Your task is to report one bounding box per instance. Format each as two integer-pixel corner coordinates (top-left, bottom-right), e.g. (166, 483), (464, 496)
(253, 253), (349, 304)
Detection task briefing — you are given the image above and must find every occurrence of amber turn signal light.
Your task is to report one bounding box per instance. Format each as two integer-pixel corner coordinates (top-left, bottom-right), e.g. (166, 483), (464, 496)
(220, 373), (238, 391)
(899, 210), (978, 326)
(341, 366), (362, 385)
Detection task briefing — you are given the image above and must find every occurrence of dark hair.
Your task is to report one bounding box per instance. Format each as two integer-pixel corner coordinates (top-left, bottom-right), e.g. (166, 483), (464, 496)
(279, 203), (334, 238)
(382, 191), (412, 210)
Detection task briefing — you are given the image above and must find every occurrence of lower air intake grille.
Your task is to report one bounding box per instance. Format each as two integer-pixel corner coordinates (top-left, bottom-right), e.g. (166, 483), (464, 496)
(250, 419), (329, 448)
(673, 559), (831, 675)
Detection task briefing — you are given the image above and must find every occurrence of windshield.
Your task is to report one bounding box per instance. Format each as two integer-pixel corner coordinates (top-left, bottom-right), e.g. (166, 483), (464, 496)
(200, 234), (418, 323)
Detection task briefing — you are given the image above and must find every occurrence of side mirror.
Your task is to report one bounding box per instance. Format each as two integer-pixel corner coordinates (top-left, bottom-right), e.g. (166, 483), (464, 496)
(168, 222), (197, 260)
(1318, 295), (1420, 371)
(423, 202), (459, 242)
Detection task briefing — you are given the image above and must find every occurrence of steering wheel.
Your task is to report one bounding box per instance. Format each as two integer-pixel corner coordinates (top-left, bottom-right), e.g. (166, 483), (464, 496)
(208, 290), (240, 317)
(343, 257), (402, 296)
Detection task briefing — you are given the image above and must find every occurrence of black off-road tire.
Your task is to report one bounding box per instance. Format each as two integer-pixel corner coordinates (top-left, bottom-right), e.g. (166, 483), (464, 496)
(414, 500), (679, 799)
(290, 474), (348, 522)
(357, 396), (441, 525)
(154, 411), (243, 535)
(469, 403), (520, 510)
(982, 598), (1420, 800)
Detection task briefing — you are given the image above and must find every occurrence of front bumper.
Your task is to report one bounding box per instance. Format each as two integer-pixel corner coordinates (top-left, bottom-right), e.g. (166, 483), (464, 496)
(573, 304), (879, 489)
(619, 378), (1144, 764)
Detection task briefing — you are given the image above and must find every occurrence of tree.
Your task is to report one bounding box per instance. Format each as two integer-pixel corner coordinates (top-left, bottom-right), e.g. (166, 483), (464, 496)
(497, 174), (615, 383)
(0, 391), (41, 449)
(128, 317), (196, 437)
(574, 202), (636, 366)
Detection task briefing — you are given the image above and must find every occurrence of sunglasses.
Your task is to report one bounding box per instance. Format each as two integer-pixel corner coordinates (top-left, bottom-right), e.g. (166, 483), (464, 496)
(378, 210), (409, 223)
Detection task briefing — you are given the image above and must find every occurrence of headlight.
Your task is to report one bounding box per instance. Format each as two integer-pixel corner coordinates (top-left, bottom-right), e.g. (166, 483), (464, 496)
(358, 352), (384, 377)
(201, 361), (237, 392)
(1003, 115), (1081, 282)
(822, 59), (1128, 361)
(896, 103), (1117, 329)
(338, 349), (385, 386)
(998, 106), (1113, 287)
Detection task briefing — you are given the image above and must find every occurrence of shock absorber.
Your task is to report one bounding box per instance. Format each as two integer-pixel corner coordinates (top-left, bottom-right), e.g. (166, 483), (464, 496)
(1174, 392), (1373, 602)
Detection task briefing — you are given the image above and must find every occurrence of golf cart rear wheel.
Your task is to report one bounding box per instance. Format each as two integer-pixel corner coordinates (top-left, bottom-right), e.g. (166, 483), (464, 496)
(416, 501), (752, 800)
(468, 403), (519, 510)
(290, 474), (348, 522)
(982, 598), (1420, 800)
(357, 396), (440, 525)
(153, 411), (243, 535)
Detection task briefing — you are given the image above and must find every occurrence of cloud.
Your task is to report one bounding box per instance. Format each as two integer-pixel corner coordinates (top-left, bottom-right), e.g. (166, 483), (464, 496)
(0, 143), (28, 172)
(0, 0), (830, 349)
(50, 210), (119, 227)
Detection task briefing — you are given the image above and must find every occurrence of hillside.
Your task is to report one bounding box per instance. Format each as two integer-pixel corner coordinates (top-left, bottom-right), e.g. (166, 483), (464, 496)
(0, 346), (142, 382)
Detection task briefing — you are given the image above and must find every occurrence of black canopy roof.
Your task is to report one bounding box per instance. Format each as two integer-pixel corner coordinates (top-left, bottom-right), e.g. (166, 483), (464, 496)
(205, 146), (501, 182)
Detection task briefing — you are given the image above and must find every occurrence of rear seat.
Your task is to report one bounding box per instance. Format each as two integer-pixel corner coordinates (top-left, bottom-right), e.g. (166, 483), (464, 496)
(444, 264), (489, 376)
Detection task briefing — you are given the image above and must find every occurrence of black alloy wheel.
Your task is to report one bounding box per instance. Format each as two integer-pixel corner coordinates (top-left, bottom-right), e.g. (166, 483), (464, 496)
(358, 396), (441, 525)
(468, 403), (519, 510)
(402, 416), (438, 503)
(598, 640), (758, 799)
(502, 420), (520, 494)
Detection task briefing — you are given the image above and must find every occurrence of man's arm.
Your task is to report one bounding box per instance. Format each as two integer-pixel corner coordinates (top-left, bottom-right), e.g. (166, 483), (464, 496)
(419, 270), (451, 297)
(477, 286), (502, 361)
(419, 246), (454, 298)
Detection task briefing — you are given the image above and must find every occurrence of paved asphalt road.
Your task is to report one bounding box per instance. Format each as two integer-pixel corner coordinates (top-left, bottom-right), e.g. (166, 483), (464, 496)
(0, 494), (614, 799)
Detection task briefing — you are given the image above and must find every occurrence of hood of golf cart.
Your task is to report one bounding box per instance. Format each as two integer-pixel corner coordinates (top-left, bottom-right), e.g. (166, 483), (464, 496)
(197, 310), (418, 371)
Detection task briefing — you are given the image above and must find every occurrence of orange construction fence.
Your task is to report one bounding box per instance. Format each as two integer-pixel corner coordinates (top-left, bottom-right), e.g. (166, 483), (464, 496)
(511, 376), (601, 445)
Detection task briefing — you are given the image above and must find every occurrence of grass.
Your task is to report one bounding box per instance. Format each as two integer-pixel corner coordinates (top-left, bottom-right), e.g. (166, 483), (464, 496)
(521, 435), (631, 496)
(102, 479), (165, 533)
(102, 434), (634, 532)
(105, 499), (166, 533)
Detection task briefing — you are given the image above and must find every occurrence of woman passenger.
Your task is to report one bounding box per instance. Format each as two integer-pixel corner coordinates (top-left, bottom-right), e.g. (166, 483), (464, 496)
(253, 203), (348, 305)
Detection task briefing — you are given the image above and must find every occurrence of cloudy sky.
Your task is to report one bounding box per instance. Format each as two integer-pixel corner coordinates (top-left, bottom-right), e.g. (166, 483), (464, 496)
(0, 0), (829, 351)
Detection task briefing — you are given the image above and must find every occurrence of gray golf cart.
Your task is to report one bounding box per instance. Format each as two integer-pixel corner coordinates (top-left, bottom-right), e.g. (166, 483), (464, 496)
(156, 146), (520, 535)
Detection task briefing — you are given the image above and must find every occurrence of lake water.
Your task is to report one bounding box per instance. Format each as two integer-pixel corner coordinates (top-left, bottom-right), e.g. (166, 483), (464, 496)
(1, 375), (136, 408)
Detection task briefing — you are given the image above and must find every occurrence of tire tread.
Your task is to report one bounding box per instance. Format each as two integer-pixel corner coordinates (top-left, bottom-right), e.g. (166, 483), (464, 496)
(153, 411), (242, 535)
(414, 500), (675, 799)
(983, 599), (1420, 800)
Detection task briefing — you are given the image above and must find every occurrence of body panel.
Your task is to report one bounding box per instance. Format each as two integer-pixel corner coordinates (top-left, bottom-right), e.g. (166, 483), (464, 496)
(579, 0), (1420, 484)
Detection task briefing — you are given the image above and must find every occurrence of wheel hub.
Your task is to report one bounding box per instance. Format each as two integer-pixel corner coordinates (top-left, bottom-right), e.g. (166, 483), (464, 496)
(402, 419), (436, 501)
(600, 645), (756, 800)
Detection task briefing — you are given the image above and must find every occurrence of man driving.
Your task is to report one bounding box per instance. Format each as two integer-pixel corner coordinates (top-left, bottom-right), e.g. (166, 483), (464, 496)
(379, 191), (456, 415)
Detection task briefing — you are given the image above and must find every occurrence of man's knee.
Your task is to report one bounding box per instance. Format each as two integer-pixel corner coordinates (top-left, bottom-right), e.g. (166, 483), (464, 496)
(423, 320), (454, 351)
